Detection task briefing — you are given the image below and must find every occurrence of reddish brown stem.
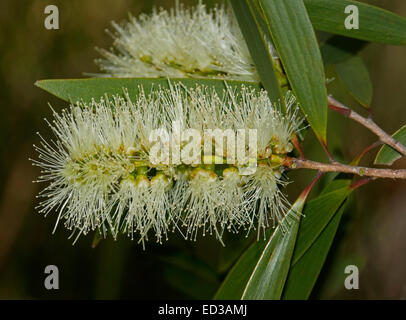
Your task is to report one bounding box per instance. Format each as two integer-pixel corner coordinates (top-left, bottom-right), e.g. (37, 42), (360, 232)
(351, 140), (382, 165)
(284, 157), (406, 179)
(350, 178), (373, 190)
(328, 96), (406, 157)
(291, 133), (305, 159)
(320, 140), (335, 163)
(298, 171), (324, 201)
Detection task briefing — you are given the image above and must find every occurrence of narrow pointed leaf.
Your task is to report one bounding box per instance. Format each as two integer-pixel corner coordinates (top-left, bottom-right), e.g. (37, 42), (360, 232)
(290, 180), (352, 266)
(35, 78), (261, 103)
(214, 198), (305, 300)
(217, 233), (255, 274)
(374, 124), (406, 165)
(282, 204), (347, 299)
(214, 237), (268, 299)
(241, 212), (301, 299)
(282, 179), (353, 299)
(259, 0), (328, 142)
(230, 0), (282, 102)
(304, 0), (406, 45)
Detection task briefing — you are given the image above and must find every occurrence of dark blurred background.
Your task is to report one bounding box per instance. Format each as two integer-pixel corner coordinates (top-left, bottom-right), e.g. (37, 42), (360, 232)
(0, 0), (405, 299)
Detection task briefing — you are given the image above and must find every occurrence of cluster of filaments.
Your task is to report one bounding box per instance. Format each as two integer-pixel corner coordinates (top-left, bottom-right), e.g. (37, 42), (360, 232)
(96, 1), (262, 80)
(33, 84), (301, 244)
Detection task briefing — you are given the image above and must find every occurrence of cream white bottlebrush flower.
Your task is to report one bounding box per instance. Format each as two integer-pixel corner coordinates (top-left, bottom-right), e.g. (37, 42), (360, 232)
(96, 1), (263, 80)
(33, 84), (302, 245)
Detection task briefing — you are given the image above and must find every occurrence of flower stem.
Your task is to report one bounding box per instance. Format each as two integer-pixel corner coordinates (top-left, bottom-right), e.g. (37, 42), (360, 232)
(283, 157), (406, 179)
(328, 96), (406, 157)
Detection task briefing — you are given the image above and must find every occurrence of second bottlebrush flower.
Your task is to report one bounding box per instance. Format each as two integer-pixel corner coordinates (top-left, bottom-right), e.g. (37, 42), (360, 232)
(95, 1), (265, 80)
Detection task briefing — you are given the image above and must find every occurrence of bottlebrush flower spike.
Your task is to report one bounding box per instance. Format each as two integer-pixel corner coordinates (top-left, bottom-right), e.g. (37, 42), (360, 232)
(95, 1), (265, 80)
(32, 84), (302, 245)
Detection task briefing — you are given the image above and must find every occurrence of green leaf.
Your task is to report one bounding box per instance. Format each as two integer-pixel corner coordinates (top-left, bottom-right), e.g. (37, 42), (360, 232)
(215, 180), (354, 300)
(214, 237), (267, 299)
(335, 55), (373, 108)
(321, 35), (366, 66)
(304, 0), (406, 45)
(282, 204), (347, 299)
(217, 233), (255, 274)
(282, 179), (352, 299)
(374, 124), (406, 165)
(230, 0), (282, 102)
(35, 78), (261, 103)
(290, 180), (351, 266)
(241, 213), (301, 299)
(214, 198), (305, 300)
(259, 0), (328, 142)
